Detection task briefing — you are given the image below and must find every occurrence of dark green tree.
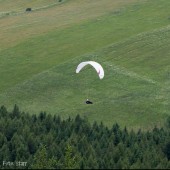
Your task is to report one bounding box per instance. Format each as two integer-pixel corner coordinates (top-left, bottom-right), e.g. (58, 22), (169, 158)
(32, 145), (58, 169)
(61, 144), (80, 169)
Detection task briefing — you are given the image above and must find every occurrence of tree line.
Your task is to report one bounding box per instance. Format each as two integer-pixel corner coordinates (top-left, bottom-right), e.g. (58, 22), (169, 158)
(0, 105), (170, 169)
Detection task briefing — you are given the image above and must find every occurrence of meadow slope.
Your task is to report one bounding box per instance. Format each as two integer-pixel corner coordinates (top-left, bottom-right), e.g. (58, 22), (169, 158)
(0, 0), (170, 129)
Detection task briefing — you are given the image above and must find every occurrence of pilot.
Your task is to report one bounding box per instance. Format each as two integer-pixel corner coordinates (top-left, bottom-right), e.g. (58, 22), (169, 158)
(86, 99), (93, 104)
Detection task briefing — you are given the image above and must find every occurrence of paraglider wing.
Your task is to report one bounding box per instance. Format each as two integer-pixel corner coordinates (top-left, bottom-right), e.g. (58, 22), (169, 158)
(76, 61), (104, 79)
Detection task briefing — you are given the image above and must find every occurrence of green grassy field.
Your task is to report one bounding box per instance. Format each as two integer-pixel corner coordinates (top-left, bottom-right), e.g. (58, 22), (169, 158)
(0, 0), (170, 130)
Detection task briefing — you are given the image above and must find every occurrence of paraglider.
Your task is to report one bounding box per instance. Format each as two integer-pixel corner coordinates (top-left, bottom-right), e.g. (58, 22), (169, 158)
(76, 61), (104, 79)
(76, 61), (104, 104)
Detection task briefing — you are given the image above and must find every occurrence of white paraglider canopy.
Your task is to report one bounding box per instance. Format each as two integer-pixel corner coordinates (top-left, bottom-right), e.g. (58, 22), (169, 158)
(76, 61), (104, 79)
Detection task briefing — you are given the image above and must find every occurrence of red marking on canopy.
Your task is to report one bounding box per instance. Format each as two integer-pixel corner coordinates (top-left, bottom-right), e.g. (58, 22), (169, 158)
(98, 69), (100, 75)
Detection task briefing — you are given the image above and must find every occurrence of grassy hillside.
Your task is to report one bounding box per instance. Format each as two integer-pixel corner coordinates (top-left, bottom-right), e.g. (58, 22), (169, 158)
(0, 0), (170, 129)
(0, 0), (62, 11)
(0, 0), (136, 49)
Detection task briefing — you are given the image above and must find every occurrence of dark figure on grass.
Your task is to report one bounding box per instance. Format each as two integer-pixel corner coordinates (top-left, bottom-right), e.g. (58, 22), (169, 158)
(26, 8), (32, 12)
(86, 99), (93, 104)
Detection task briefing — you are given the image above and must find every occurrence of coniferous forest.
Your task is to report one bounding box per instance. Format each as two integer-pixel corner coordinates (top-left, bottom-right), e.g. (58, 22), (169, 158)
(0, 105), (170, 169)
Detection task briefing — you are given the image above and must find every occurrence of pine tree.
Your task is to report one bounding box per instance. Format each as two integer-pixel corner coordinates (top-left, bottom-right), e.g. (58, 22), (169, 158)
(5, 119), (17, 141)
(0, 143), (11, 162)
(11, 104), (20, 119)
(27, 134), (37, 155)
(62, 144), (79, 169)
(32, 145), (58, 169)
(164, 140), (170, 160)
(0, 105), (8, 117)
(86, 154), (98, 169)
(0, 132), (6, 148)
